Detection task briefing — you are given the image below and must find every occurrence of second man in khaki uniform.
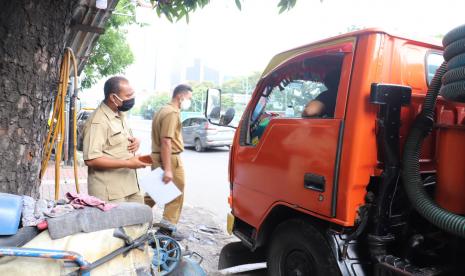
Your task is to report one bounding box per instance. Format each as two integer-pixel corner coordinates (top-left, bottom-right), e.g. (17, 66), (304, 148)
(151, 84), (193, 236)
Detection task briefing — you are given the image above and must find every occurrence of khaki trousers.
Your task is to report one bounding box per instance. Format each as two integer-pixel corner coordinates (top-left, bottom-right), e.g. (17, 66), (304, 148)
(150, 154), (185, 225)
(109, 191), (144, 204)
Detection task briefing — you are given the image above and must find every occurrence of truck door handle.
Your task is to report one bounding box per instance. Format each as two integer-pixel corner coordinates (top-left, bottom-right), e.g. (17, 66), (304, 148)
(304, 173), (325, 192)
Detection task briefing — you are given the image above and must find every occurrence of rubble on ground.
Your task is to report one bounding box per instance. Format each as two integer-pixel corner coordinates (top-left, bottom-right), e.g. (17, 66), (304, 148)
(152, 204), (238, 275)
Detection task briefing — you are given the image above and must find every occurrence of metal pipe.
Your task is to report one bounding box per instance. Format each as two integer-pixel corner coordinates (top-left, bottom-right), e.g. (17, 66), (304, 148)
(0, 247), (91, 276)
(218, 262), (267, 274)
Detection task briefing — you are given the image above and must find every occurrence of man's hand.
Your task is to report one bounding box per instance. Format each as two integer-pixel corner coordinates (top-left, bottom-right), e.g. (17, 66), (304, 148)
(302, 100), (325, 117)
(162, 170), (173, 184)
(128, 137), (140, 153)
(126, 155), (150, 169)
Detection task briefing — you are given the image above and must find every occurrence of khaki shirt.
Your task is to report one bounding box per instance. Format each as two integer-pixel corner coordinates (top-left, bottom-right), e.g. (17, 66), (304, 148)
(151, 103), (184, 158)
(82, 102), (139, 201)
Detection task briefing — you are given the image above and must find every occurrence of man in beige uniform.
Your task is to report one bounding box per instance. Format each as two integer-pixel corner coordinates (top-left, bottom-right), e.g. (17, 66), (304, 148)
(83, 76), (149, 203)
(151, 84), (193, 236)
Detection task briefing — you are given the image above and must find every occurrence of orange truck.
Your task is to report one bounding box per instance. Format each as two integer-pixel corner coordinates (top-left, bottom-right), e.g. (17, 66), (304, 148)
(207, 26), (465, 275)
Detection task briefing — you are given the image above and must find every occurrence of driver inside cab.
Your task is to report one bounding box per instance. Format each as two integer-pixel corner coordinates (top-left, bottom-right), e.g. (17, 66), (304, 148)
(302, 70), (341, 118)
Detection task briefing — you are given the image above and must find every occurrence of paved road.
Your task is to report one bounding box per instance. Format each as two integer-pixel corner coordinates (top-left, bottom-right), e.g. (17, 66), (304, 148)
(130, 118), (232, 222)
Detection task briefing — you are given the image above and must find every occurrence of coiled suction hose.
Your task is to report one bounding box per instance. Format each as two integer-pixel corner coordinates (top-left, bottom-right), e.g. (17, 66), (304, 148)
(402, 24), (465, 238)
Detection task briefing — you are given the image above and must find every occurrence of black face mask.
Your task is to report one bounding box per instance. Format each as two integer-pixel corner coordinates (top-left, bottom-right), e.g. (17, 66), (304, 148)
(117, 97), (135, 112)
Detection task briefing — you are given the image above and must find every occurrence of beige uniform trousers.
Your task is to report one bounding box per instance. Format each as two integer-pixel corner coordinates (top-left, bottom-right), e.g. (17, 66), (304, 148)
(108, 191), (144, 204)
(150, 154), (185, 225)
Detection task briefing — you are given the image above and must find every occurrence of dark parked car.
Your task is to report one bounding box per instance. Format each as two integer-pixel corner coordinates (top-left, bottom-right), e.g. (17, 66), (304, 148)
(181, 117), (235, 152)
(76, 109), (94, 151)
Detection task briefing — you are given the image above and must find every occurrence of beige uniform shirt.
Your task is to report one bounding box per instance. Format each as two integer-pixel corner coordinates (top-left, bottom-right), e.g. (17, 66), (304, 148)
(82, 102), (139, 201)
(151, 103), (184, 166)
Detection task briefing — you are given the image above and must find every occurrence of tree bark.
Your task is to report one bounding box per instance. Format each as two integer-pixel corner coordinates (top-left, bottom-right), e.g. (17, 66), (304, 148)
(0, 0), (76, 196)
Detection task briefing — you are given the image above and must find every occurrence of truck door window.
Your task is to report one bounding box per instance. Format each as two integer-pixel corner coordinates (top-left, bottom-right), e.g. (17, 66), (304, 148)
(264, 80), (327, 118)
(249, 80), (329, 146)
(248, 54), (344, 146)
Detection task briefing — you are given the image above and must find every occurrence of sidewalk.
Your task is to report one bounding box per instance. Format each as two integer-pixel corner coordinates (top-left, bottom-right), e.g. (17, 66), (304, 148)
(40, 162), (88, 200)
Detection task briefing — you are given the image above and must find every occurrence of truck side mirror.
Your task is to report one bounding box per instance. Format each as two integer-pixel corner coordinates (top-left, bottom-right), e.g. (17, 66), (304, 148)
(205, 88), (221, 124)
(205, 88), (236, 128)
(210, 106), (221, 120)
(221, 107), (235, 125)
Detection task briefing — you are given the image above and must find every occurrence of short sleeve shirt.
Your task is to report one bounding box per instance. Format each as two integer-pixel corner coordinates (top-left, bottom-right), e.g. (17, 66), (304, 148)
(151, 103), (184, 154)
(82, 102), (139, 201)
(315, 88), (337, 117)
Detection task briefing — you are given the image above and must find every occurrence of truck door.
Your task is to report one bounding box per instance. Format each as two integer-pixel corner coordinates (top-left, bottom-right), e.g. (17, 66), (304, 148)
(233, 47), (353, 222)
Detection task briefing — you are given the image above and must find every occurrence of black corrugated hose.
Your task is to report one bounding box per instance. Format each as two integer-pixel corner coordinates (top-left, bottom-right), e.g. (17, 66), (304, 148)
(402, 24), (465, 238)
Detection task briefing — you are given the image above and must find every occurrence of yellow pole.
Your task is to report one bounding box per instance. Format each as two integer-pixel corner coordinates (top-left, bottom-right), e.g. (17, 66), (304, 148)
(68, 48), (80, 193)
(40, 55), (66, 179)
(54, 51), (68, 200)
(40, 48), (80, 200)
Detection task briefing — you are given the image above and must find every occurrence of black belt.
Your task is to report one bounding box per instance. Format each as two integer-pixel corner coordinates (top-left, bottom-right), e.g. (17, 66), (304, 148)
(152, 152), (181, 155)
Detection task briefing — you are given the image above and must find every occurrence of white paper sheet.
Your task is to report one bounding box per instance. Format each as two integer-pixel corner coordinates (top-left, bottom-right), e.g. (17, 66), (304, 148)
(139, 168), (182, 206)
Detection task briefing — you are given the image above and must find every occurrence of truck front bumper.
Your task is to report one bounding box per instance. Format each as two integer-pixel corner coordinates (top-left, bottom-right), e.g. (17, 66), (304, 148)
(227, 213), (235, 235)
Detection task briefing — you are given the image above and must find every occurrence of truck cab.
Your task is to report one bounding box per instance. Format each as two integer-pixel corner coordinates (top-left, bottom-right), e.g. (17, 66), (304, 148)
(208, 28), (465, 275)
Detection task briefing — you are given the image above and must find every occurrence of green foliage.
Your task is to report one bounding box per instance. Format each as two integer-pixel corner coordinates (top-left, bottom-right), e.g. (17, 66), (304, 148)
(222, 94), (234, 108)
(345, 25), (364, 33)
(135, 81), (215, 118)
(277, 0), (297, 14)
(221, 71), (261, 95)
(234, 0), (242, 10)
(219, 72), (261, 121)
(81, 0), (138, 88)
(150, 0), (298, 22)
(188, 81), (215, 112)
(152, 0), (212, 23)
(139, 93), (171, 119)
(109, 0), (139, 27)
(134, 73), (259, 119)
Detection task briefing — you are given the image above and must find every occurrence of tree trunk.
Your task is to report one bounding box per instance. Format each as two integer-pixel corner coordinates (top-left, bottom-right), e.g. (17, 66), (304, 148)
(0, 0), (76, 196)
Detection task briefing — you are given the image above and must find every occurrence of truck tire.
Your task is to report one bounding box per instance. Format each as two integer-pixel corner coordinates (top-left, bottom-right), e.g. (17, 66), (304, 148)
(267, 219), (340, 276)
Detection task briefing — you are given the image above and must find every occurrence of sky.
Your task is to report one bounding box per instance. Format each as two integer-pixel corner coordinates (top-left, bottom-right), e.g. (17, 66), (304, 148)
(82, 0), (465, 106)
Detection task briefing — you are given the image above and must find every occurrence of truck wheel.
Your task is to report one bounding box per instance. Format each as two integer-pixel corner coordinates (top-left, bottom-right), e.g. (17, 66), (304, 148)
(267, 219), (339, 276)
(194, 139), (204, 152)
